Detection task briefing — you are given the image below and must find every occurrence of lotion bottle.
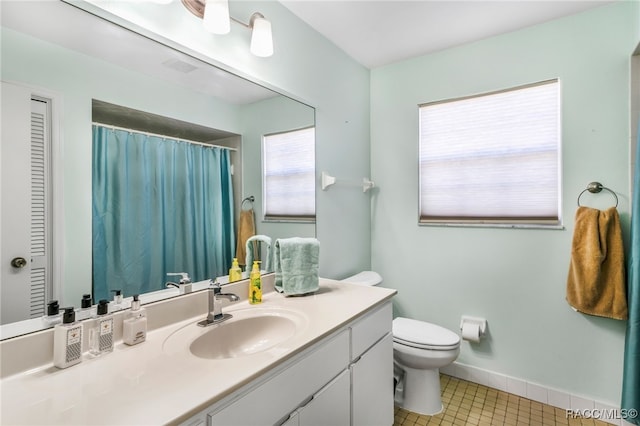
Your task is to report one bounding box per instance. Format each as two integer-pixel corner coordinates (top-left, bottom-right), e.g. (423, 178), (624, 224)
(229, 258), (242, 282)
(110, 289), (123, 310)
(76, 294), (95, 321)
(249, 261), (262, 304)
(44, 300), (62, 326)
(53, 307), (83, 369)
(89, 299), (114, 357)
(123, 294), (147, 346)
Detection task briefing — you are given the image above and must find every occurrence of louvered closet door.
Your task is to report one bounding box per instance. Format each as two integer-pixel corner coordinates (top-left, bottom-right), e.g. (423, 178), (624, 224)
(1, 82), (52, 324)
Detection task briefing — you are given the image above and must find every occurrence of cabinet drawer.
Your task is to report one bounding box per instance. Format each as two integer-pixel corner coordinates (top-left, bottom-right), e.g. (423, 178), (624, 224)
(350, 301), (392, 361)
(208, 329), (350, 426)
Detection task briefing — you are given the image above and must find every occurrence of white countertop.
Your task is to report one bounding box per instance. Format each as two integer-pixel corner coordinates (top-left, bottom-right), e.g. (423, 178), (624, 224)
(0, 279), (396, 425)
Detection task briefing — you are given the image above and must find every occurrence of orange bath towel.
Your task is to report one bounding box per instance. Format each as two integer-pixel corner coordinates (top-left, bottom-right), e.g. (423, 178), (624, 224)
(235, 209), (255, 267)
(566, 206), (627, 320)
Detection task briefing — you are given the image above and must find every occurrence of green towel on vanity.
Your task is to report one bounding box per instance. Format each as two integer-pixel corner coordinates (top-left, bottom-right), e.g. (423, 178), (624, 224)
(274, 237), (320, 295)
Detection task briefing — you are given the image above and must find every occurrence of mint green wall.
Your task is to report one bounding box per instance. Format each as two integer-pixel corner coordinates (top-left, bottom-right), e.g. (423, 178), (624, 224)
(1, 28), (242, 305)
(371, 2), (638, 404)
(240, 95), (315, 243)
(82, 0), (372, 279)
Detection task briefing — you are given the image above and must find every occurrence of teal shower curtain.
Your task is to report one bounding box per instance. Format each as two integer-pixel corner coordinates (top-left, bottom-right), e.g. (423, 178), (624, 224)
(92, 125), (235, 301)
(622, 121), (640, 424)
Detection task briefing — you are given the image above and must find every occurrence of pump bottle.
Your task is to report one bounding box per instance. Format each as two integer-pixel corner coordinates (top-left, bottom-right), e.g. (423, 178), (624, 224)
(89, 299), (114, 357)
(249, 261), (262, 304)
(123, 294), (147, 346)
(53, 307), (83, 369)
(76, 294), (95, 320)
(229, 258), (242, 282)
(44, 300), (62, 326)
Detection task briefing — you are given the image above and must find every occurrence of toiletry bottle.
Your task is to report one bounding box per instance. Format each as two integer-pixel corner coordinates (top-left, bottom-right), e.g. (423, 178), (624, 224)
(76, 294), (95, 321)
(123, 294), (147, 346)
(53, 307), (83, 369)
(229, 258), (242, 282)
(249, 261), (262, 304)
(44, 300), (62, 326)
(89, 299), (114, 357)
(111, 289), (123, 310)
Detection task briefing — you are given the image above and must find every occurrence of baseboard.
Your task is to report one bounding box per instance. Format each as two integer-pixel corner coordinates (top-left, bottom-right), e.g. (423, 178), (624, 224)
(441, 362), (636, 426)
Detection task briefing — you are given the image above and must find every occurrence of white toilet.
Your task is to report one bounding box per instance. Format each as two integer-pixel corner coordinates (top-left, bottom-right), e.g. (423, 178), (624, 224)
(392, 317), (460, 415)
(341, 271), (461, 416)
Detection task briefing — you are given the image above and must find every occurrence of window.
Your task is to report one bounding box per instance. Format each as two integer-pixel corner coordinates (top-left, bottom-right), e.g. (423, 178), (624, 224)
(419, 79), (561, 226)
(263, 127), (315, 221)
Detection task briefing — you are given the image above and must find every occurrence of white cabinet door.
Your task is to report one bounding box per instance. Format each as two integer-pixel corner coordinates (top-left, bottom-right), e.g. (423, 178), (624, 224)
(351, 333), (394, 426)
(299, 370), (350, 426)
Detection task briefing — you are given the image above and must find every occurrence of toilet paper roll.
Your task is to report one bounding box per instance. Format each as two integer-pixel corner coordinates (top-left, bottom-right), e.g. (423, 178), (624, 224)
(461, 322), (481, 343)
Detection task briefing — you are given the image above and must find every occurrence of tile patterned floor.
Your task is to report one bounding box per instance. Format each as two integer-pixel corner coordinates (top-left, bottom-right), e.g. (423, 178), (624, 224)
(393, 375), (613, 426)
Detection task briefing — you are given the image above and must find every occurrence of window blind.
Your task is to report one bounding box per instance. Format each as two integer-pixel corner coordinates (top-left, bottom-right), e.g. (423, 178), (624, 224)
(419, 79), (561, 225)
(263, 127), (316, 220)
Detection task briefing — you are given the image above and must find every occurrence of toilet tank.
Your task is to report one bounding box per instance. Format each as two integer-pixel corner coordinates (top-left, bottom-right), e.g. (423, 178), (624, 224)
(341, 271), (383, 286)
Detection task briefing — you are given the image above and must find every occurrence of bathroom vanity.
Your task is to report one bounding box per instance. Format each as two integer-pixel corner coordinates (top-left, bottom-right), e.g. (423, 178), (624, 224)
(0, 278), (396, 425)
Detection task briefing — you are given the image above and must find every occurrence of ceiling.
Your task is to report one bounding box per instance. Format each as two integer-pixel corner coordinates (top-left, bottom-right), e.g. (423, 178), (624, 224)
(279, 0), (616, 69)
(1, 0), (277, 106)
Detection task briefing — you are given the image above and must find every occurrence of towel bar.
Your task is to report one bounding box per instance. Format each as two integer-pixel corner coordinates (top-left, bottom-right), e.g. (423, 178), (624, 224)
(241, 195), (255, 209)
(576, 182), (618, 208)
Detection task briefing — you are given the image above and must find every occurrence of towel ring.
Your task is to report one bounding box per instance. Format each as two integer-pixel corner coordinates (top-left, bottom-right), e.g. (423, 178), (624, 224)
(576, 182), (618, 208)
(241, 195), (255, 209)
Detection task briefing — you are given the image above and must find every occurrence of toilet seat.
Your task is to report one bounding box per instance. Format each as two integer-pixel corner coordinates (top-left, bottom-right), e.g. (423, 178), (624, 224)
(393, 317), (460, 351)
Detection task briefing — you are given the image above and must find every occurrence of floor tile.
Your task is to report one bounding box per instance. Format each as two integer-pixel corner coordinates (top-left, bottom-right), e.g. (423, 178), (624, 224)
(393, 375), (615, 426)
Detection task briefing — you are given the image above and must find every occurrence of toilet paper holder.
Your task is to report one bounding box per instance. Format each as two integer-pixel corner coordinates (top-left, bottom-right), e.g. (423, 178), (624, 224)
(459, 316), (487, 337)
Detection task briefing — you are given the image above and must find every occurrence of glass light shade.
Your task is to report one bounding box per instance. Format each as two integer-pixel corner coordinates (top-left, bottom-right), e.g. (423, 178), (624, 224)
(250, 17), (273, 57)
(203, 0), (230, 35)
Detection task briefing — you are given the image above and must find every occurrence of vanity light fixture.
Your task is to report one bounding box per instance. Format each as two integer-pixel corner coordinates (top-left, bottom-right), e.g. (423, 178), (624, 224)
(181, 0), (274, 57)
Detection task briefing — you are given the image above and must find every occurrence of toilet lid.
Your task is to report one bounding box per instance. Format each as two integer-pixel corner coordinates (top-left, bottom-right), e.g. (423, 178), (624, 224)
(393, 317), (460, 349)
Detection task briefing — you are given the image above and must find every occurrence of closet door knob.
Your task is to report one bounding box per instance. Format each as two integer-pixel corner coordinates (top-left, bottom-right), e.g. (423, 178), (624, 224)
(10, 257), (27, 268)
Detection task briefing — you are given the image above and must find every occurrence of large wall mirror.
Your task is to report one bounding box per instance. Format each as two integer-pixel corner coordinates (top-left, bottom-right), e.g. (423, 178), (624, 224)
(0, 0), (315, 339)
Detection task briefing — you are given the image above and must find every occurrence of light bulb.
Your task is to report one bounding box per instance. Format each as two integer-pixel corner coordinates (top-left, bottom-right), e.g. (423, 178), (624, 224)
(203, 0), (230, 35)
(250, 16), (273, 57)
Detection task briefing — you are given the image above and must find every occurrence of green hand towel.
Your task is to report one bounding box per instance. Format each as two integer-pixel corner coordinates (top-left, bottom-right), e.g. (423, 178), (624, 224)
(245, 235), (273, 272)
(274, 237), (320, 295)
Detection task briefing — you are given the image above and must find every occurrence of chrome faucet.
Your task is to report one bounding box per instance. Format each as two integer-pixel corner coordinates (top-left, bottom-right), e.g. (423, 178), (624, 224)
(166, 272), (192, 294)
(198, 279), (239, 327)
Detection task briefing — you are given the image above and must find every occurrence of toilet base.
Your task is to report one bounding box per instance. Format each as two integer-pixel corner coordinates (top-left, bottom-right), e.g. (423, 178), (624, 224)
(395, 366), (443, 416)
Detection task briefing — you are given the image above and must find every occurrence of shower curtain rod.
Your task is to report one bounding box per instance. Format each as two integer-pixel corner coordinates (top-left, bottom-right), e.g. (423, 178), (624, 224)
(92, 122), (238, 151)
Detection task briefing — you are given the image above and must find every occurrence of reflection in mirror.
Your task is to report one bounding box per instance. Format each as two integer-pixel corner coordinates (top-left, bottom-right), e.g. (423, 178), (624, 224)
(0, 0), (315, 339)
(92, 101), (239, 301)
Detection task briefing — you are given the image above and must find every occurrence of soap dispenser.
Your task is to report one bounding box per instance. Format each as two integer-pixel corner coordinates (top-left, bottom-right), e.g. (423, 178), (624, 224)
(76, 294), (95, 320)
(229, 258), (242, 282)
(249, 261), (262, 304)
(111, 289), (123, 309)
(44, 300), (62, 326)
(53, 307), (83, 369)
(89, 299), (114, 357)
(123, 294), (147, 346)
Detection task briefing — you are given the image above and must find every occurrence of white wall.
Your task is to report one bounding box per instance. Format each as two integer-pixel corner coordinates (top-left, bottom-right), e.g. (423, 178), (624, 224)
(371, 1), (638, 405)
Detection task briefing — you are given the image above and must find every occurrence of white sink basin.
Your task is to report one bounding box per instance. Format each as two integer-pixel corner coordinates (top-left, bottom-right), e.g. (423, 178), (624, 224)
(163, 307), (307, 360)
